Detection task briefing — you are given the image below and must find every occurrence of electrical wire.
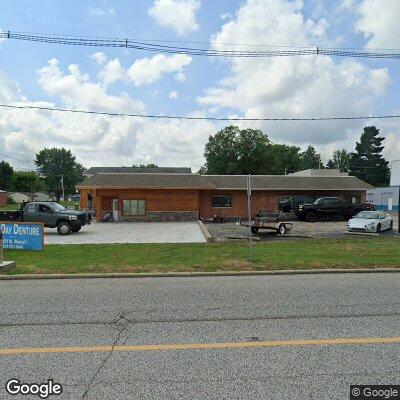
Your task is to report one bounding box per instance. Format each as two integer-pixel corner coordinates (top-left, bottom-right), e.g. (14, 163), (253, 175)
(2, 31), (400, 59)
(1, 103), (400, 122)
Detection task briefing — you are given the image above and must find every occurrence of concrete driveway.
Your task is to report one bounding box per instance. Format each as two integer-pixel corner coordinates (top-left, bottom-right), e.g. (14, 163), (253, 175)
(44, 221), (206, 245)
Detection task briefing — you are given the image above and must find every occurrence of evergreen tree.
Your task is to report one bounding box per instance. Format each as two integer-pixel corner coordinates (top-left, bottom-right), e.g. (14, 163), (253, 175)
(300, 145), (323, 169)
(349, 126), (390, 186)
(0, 161), (14, 191)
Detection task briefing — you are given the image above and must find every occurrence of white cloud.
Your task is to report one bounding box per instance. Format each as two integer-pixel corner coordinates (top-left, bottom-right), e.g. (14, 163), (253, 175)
(198, 0), (392, 149)
(88, 7), (116, 17)
(91, 52), (107, 65)
(174, 71), (187, 82)
(148, 0), (201, 35)
(127, 54), (192, 86)
(356, 0), (400, 48)
(0, 61), (212, 170)
(169, 90), (179, 99)
(99, 58), (125, 87)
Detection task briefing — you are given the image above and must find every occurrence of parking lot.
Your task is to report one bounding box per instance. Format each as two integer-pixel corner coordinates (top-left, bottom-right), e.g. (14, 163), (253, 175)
(44, 221), (206, 245)
(206, 213), (399, 241)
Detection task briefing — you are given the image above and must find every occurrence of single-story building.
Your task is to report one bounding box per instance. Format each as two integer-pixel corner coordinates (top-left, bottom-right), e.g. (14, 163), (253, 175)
(8, 192), (51, 204)
(366, 160), (400, 211)
(78, 169), (372, 222)
(0, 190), (7, 207)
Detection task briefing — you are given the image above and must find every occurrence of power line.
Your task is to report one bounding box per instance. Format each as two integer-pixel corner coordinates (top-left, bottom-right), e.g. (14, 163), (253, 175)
(2, 31), (400, 59)
(1, 103), (400, 122)
(0, 151), (35, 166)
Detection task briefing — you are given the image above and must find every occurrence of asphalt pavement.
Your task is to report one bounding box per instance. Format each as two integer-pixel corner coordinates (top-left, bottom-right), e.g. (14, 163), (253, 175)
(1, 274), (400, 399)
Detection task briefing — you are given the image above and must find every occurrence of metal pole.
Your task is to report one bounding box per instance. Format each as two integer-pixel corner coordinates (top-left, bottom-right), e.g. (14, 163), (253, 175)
(398, 185), (400, 233)
(61, 174), (65, 202)
(0, 230), (3, 265)
(247, 174), (253, 264)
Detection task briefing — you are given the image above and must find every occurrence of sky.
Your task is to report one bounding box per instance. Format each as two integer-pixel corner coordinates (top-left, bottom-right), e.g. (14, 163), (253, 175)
(0, 0), (400, 171)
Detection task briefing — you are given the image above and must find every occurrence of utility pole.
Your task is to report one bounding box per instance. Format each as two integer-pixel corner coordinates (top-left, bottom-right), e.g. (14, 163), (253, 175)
(61, 174), (65, 202)
(247, 174), (253, 264)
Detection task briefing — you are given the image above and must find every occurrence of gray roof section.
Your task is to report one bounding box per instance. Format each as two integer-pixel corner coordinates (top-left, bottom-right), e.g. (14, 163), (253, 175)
(85, 167), (192, 174)
(79, 173), (372, 191)
(205, 175), (373, 191)
(79, 173), (215, 189)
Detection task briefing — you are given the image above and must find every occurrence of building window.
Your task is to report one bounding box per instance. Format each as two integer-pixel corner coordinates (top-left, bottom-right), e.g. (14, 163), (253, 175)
(123, 200), (146, 216)
(212, 195), (231, 208)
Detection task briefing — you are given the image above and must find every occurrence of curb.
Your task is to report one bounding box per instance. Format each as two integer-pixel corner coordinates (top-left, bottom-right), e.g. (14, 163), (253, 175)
(1, 268), (400, 280)
(197, 220), (213, 242)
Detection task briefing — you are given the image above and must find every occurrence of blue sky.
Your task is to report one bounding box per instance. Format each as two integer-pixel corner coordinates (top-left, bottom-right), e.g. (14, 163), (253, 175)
(0, 0), (399, 170)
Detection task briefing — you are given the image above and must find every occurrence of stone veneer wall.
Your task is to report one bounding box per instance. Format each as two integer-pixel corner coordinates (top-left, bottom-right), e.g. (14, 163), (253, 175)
(122, 211), (199, 222)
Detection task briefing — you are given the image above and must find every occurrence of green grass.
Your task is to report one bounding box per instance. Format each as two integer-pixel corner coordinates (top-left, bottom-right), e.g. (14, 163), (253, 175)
(3, 237), (400, 275)
(0, 201), (78, 211)
(0, 203), (20, 211)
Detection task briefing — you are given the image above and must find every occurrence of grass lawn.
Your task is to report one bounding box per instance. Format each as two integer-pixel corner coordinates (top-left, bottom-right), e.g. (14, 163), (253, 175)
(0, 201), (78, 211)
(2, 237), (400, 275)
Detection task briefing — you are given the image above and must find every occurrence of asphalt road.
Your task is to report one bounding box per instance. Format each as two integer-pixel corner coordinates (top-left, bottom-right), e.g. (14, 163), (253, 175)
(1, 274), (400, 399)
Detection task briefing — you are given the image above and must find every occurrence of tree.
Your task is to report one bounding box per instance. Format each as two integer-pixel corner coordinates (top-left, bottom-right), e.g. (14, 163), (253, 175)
(35, 148), (85, 200)
(264, 143), (302, 175)
(349, 126), (390, 186)
(12, 170), (41, 192)
(300, 145), (323, 170)
(203, 126), (270, 174)
(132, 163), (158, 168)
(0, 161), (14, 191)
(326, 149), (351, 172)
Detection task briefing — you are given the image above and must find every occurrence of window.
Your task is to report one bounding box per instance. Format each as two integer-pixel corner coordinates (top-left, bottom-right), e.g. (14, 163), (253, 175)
(123, 200), (145, 216)
(212, 195), (231, 208)
(25, 204), (36, 213)
(38, 204), (52, 213)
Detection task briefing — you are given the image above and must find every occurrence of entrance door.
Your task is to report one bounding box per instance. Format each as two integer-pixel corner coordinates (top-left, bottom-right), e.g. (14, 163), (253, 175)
(112, 199), (119, 222)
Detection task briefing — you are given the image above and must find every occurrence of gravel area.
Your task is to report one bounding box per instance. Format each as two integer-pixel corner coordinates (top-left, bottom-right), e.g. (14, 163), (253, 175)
(205, 212), (399, 241)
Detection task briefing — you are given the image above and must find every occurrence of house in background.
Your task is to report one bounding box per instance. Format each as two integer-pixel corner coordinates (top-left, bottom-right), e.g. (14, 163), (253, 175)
(78, 168), (372, 222)
(366, 160), (400, 211)
(0, 190), (7, 207)
(84, 166), (192, 179)
(8, 192), (51, 204)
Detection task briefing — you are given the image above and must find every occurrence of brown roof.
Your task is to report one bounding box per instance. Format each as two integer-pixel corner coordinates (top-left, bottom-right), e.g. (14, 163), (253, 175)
(78, 173), (372, 191)
(78, 173), (215, 189)
(204, 175), (373, 191)
(85, 167), (191, 174)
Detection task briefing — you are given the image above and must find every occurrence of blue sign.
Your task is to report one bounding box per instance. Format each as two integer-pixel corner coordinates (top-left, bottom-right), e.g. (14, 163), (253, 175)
(0, 222), (44, 251)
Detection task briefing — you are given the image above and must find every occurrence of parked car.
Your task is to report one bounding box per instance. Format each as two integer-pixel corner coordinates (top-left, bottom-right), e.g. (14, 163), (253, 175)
(347, 211), (393, 233)
(0, 201), (91, 235)
(295, 197), (374, 222)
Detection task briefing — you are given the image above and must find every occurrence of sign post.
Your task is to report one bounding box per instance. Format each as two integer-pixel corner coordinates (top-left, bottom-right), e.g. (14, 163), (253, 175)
(247, 174), (253, 264)
(0, 228), (16, 271)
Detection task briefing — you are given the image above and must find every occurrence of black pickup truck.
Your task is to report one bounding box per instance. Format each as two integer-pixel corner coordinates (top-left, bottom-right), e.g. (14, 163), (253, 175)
(0, 201), (91, 235)
(295, 197), (374, 222)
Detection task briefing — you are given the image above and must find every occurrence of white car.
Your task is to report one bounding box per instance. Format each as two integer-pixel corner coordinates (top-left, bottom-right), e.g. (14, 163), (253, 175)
(347, 211), (393, 233)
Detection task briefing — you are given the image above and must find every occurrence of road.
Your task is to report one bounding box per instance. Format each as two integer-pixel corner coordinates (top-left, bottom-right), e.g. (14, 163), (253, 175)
(1, 273), (400, 399)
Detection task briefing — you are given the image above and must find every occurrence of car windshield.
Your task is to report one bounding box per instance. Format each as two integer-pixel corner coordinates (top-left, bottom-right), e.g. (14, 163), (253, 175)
(50, 203), (65, 211)
(355, 211), (379, 219)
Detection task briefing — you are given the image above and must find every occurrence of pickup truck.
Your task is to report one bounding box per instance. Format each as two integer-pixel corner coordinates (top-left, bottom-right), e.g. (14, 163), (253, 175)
(0, 201), (91, 235)
(295, 197), (374, 222)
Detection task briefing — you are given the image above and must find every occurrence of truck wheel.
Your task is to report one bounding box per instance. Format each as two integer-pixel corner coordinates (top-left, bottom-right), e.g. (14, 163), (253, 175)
(278, 224), (287, 235)
(305, 213), (317, 223)
(376, 223), (381, 234)
(71, 226), (81, 233)
(57, 221), (72, 235)
(251, 227), (259, 234)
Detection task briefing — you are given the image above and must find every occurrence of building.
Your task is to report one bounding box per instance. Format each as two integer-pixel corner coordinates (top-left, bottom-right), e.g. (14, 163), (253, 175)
(84, 166), (192, 179)
(0, 190), (7, 207)
(8, 192), (51, 204)
(366, 160), (400, 211)
(78, 169), (372, 221)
